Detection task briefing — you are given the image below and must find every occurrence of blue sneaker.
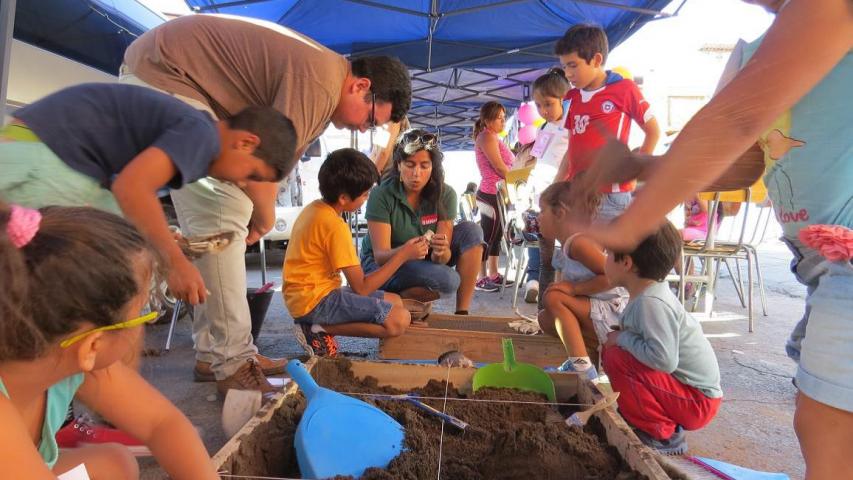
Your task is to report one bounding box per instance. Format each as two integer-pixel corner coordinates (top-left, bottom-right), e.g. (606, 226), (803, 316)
(557, 358), (599, 381)
(633, 426), (688, 456)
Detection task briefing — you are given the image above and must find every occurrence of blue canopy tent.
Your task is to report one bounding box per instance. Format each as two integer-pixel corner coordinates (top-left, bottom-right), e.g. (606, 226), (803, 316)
(185, 0), (676, 148)
(5, 0), (679, 149)
(0, 0), (164, 117)
(13, 0), (165, 74)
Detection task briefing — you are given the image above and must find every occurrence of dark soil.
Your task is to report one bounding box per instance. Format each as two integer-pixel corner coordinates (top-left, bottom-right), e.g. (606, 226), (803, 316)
(222, 358), (644, 480)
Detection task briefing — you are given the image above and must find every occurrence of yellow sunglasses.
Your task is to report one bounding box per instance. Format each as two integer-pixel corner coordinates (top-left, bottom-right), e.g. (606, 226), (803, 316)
(60, 311), (159, 348)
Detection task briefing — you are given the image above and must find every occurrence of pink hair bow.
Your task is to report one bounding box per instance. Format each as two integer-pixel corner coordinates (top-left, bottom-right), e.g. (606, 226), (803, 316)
(6, 205), (41, 248)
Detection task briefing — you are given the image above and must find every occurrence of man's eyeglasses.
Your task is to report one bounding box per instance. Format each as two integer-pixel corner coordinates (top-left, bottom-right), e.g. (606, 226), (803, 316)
(60, 311), (160, 348)
(368, 92), (376, 131)
(399, 130), (439, 154)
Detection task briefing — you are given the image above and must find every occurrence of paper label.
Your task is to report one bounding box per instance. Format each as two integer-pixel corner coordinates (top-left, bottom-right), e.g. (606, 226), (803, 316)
(531, 131), (554, 158)
(58, 464), (90, 480)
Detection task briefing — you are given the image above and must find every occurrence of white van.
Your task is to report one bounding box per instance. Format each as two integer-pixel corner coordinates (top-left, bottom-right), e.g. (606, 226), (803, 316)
(262, 127), (376, 246)
(4, 40), (117, 116)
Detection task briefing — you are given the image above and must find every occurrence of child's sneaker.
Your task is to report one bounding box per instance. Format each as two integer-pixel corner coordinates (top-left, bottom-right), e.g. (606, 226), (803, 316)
(475, 276), (499, 292)
(297, 323), (338, 358)
(492, 274), (514, 288)
(633, 425), (688, 455)
(524, 279), (539, 303)
(557, 358), (599, 381)
(55, 415), (152, 456)
(292, 323), (314, 356)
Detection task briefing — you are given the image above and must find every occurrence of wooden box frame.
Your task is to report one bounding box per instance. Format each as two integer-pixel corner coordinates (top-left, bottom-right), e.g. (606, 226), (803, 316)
(379, 313), (567, 367)
(212, 358), (678, 479)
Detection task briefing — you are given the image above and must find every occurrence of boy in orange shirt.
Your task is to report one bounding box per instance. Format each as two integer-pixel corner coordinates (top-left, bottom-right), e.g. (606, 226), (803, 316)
(284, 149), (428, 356)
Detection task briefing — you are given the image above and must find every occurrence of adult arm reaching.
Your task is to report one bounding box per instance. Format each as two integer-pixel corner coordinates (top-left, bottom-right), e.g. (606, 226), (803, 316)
(576, 0), (853, 251)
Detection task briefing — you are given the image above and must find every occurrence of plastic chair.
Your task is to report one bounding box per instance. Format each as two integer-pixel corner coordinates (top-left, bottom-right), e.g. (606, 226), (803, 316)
(495, 180), (538, 308)
(679, 185), (770, 332)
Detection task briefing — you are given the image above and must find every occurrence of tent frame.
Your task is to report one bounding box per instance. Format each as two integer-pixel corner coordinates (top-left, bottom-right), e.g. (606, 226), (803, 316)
(0, 0), (16, 119)
(193, 0), (675, 73)
(5, 0), (686, 149)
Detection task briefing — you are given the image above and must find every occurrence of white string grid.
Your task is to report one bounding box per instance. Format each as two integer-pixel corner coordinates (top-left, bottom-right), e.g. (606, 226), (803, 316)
(216, 366), (591, 480)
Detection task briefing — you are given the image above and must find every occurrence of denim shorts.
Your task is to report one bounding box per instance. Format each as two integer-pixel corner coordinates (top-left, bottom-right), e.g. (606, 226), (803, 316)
(362, 221), (484, 294)
(597, 191), (632, 222)
(294, 287), (392, 326)
(782, 236), (853, 412)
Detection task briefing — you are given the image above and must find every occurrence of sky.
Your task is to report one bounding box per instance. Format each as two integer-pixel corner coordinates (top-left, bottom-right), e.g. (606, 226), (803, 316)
(609, 0), (774, 73)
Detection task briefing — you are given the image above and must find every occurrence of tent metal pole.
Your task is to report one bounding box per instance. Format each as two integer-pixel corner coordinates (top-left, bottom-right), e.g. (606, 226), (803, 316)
(0, 0), (16, 120)
(442, 0), (529, 18)
(438, 0), (669, 19)
(342, 0), (430, 17)
(414, 77), (482, 96)
(193, 0), (275, 12)
(573, 0), (672, 18)
(432, 39), (555, 59)
(431, 39), (555, 71)
(426, 0), (437, 72)
(348, 38), (427, 57)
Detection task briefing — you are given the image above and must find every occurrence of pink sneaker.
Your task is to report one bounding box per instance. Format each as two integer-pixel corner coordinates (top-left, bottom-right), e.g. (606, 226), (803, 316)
(55, 416), (151, 456)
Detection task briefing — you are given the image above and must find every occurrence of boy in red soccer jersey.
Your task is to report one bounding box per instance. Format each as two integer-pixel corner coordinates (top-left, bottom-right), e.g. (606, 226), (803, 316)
(554, 24), (661, 221)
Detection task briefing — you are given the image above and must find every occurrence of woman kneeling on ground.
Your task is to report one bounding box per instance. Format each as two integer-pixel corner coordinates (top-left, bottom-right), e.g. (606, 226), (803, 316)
(361, 129), (484, 315)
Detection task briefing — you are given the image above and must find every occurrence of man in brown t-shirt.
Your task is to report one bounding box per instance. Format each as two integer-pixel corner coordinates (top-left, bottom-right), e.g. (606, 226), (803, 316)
(122, 14), (411, 394)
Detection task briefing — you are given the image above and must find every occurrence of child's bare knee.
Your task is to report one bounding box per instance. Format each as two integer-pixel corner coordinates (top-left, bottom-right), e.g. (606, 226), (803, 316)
(384, 292), (403, 306)
(89, 444), (140, 480)
(543, 289), (561, 308)
(384, 307), (410, 337)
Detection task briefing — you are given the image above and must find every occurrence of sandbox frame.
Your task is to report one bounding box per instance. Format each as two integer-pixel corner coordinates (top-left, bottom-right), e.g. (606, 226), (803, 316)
(379, 313), (568, 367)
(212, 358), (680, 479)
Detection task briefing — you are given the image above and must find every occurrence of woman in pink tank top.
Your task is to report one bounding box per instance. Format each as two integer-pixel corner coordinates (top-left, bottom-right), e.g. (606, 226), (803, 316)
(473, 101), (515, 291)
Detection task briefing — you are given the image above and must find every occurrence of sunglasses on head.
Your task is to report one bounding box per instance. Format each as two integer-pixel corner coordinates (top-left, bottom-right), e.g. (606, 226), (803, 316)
(399, 131), (439, 154)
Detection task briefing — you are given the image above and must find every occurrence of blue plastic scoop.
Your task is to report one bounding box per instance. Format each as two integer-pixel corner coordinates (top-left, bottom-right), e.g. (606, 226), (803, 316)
(286, 360), (404, 479)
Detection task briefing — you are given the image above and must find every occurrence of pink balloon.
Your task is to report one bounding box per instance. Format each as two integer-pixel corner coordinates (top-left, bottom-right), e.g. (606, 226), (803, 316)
(518, 124), (537, 145)
(517, 103), (538, 126)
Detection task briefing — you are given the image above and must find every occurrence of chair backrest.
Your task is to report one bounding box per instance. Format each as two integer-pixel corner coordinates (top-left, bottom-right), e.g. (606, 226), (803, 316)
(459, 192), (477, 222)
(696, 184), (773, 249)
(495, 180), (512, 236)
(716, 200), (774, 247)
(496, 180), (527, 244)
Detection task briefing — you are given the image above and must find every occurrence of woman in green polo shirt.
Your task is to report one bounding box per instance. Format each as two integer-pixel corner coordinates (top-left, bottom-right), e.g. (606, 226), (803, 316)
(361, 130), (484, 315)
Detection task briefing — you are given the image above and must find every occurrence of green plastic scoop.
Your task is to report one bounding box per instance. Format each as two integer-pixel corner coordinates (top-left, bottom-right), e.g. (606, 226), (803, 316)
(472, 338), (556, 402)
